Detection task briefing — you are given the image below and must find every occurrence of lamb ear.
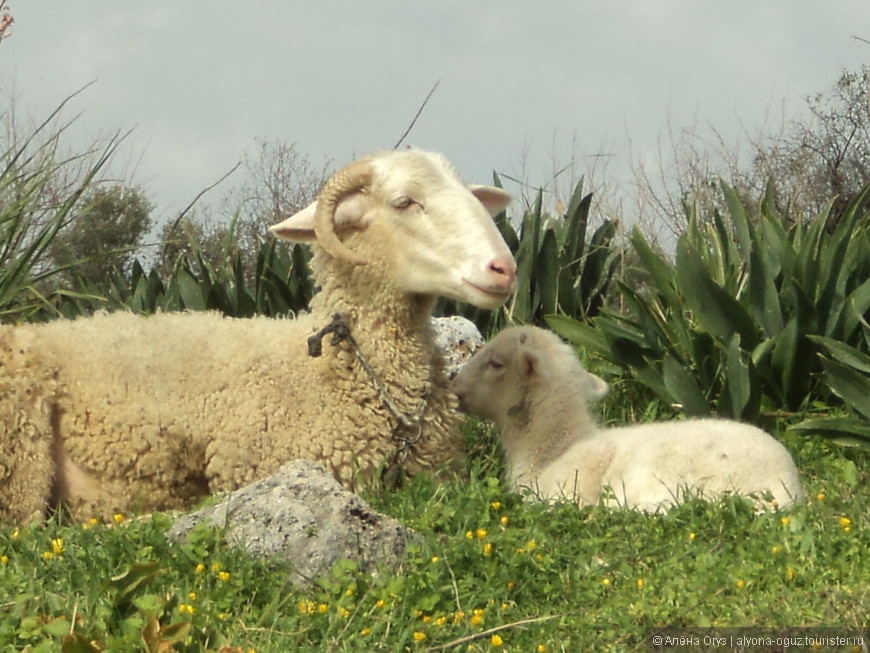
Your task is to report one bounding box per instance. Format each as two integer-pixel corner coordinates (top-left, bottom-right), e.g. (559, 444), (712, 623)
(519, 348), (546, 379)
(583, 372), (610, 401)
(468, 185), (512, 217)
(269, 195), (370, 243)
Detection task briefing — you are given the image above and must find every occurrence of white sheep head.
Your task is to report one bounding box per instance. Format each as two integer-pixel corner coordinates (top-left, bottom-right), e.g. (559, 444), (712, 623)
(269, 149), (517, 310)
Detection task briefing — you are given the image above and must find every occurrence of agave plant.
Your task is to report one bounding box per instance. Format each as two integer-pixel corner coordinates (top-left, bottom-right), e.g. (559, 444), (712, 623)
(0, 98), (123, 322)
(438, 177), (621, 337)
(54, 237), (315, 320)
(549, 181), (870, 442)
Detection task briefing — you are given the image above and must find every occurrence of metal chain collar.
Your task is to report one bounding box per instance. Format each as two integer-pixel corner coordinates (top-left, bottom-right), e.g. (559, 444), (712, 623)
(308, 313), (428, 464)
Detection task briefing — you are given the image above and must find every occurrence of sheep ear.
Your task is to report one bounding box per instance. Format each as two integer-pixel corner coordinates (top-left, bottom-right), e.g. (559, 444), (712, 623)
(469, 185), (512, 217)
(269, 201), (318, 242)
(584, 372), (610, 401)
(269, 195), (371, 242)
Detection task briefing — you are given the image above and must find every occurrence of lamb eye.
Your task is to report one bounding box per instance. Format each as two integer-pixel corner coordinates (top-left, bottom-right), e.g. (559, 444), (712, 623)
(487, 359), (504, 370)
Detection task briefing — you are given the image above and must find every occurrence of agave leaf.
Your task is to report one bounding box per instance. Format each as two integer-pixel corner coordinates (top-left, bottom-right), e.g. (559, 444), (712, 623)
(535, 229), (559, 316)
(817, 356), (870, 421)
(790, 416), (870, 445)
(546, 314), (610, 356)
(662, 354), (709, 416)
(174, 267), (207, 311)
(720, 182), (752, 260)
(630, 226), (680, 307)
(675, 238), (757, 347)
(808, 335), (870, 374)
(748, 233), (784, 337)
(563, 183), (592, 264)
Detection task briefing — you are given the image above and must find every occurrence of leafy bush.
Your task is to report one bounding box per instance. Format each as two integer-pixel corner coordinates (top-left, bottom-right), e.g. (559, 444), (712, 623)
(549, 182), (870, 442)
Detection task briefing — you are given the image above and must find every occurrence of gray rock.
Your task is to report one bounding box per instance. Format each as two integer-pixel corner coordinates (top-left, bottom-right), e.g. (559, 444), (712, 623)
(431, 315), (484, 379)
(168, 459), (414, 587)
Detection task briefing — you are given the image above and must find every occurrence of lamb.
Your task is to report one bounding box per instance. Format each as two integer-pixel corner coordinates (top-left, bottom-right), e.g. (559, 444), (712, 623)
(452, 326), (803, 512)
(0, 148), (517, 524)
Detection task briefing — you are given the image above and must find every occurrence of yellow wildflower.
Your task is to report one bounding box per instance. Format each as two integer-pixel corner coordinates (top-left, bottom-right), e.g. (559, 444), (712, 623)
(211, 562), (222, 572)
(51, 538), (63, 555)
(0, 555), (7, 565)
(601, 577), (611, 587)
(188, 591), (197, 601)
(537, 646), (547, 653)
(526, 540), (537, 550)
(786, 567), (796, 580)
(375, 599), (385, 609)
(218, 571), (231, 582)
(490, 501), (501, 510)
(490, 634), (504, 647)
(816, 492), (826, 502)
(465, 530), (473, 540)
(500, 516), (509, 526)
(434, 616), (447, 626)
(475, 528), (487, 539)
(430, 555), (439, 563)
(780, 516), (791, 527)
(178, 604), (195, 615)
(112, 513), (125, 524)
(194, 563), (205, 574)
(412, 631), (426, 642)
(735, 580), (745, 589)
(42, 551), (53, 560)
(636, 578), (645, 589)
(452, 610), (465, 624)
(840, 516), (851, 532)
(361, 628), (372, 636)
(771, 546), (781, 554)
(482, 542), (493, 556)
(337, 606), (349, 618)
(317, 603), (328, 614)
(688, 532), (696, 541)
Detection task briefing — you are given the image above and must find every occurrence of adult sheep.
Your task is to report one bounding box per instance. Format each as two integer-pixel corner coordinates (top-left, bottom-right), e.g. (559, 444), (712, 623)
(452, 326), (803, 512)
(0, 148), (517, 524)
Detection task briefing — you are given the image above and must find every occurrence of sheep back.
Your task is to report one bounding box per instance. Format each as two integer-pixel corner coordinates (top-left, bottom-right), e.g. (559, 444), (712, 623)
(0, 310), (459, 521)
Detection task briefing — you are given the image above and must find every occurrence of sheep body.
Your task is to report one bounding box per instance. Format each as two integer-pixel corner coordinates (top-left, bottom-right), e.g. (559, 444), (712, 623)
(452, 326), (803, 511)
(0, 149), (517, 523)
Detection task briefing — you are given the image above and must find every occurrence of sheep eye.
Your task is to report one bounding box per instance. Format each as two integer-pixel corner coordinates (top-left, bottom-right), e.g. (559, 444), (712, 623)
(487, 359), (504, 370)
(392, 196), (419, 210)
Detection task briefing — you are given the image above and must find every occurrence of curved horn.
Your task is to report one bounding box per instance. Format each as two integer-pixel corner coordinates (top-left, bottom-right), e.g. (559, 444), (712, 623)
(313, 159), (374, 265)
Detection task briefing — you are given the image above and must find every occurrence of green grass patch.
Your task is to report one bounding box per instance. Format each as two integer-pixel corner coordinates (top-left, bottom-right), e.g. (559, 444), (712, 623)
(0, 423), (867, 652)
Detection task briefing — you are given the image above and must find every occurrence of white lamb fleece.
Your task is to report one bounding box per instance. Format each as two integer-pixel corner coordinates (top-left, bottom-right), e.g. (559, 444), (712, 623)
(0, 149), (517, 524)
(452, 326), (803, 512)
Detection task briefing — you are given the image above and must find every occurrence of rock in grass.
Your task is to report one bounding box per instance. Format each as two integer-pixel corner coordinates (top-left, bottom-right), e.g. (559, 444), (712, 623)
(168, 460), (413, 587)
(431, 315), (484, 379)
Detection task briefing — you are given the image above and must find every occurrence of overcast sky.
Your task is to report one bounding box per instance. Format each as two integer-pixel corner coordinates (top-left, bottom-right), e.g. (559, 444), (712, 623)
(3, 2), (869, 226)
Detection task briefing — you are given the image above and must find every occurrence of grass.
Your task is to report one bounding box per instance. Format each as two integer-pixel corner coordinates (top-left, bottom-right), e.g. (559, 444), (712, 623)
(0, 418), (867, 652)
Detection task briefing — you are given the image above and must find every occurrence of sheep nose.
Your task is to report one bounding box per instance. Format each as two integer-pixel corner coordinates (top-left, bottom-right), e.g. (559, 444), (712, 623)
(488, 256), (517, 291)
